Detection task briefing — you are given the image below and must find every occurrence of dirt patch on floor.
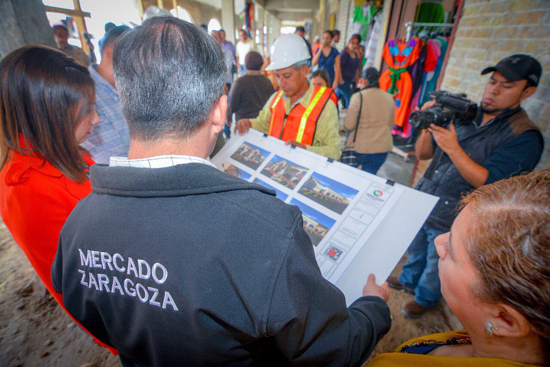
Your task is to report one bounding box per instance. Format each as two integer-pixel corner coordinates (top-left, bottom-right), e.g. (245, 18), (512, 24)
(0, 219), (450, 366)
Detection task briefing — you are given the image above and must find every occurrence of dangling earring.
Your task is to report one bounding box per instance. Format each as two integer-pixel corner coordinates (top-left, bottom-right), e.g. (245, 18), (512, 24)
(485, 321), (498, 337)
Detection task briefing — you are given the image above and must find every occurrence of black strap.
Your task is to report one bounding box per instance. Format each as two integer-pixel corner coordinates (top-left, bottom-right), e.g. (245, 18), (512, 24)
(352, 93), (362, 143)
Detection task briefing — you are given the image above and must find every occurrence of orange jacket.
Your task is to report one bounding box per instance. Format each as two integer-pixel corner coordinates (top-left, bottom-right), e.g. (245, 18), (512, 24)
(0, 149), (117, 354)
(268, 85), (336, 145)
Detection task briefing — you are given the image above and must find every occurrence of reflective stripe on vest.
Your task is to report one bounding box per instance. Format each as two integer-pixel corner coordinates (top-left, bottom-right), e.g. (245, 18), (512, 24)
(268, 90), (285, 137)
(296, 87), (326, 143)
(268, 86), (333, 146)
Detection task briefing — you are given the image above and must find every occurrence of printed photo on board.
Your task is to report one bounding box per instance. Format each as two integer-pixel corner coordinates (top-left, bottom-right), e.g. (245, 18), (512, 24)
(261, 155), (309, 189)
(230, 142), (270, 170)
(290, 199), (336, 247)
(298, 172), (359, 214)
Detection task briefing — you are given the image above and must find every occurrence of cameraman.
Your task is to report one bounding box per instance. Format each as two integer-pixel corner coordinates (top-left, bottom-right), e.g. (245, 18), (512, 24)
(389, 54), (544, 318)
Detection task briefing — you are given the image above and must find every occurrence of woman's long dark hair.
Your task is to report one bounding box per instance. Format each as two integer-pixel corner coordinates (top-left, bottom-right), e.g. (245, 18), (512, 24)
(0, 45), (95, 182)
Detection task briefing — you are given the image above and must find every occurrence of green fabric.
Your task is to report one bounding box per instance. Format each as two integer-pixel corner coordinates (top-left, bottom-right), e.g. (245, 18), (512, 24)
(414, 1), (445, 33)
(352, 5), (378, 42)
(388, 67), (407, 94)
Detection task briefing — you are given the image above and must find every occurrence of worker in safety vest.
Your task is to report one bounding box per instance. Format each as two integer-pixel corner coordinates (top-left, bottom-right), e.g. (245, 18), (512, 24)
(235, 34), (341, 160)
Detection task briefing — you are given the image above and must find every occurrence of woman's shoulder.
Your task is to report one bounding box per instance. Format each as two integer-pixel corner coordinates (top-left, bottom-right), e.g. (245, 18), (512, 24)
(1, 152), (91, 199)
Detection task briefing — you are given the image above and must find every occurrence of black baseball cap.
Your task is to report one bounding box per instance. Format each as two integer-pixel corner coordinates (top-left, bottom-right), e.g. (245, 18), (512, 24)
(481, 54), (542, 87)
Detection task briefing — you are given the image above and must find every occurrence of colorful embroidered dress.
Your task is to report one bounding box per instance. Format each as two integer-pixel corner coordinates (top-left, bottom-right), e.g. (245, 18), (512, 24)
(379, 37), (422, 135)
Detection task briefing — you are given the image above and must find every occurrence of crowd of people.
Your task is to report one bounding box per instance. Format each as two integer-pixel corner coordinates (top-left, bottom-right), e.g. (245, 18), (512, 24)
(0, 15), (547, 367)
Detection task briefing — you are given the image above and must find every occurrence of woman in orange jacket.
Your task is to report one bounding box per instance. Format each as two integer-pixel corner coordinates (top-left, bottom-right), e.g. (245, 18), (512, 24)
(0, 45), (115, 352)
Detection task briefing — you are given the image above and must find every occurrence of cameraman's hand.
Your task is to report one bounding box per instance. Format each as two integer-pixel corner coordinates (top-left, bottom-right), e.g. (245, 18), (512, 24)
(235, 119), (252, 135)
(420, 99), (437, 111)
(428, 123), (461, 156)
(363, 274), (390, 302)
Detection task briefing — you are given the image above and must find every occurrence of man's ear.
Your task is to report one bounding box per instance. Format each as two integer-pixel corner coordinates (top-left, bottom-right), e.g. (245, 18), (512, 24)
(301, 65), (310, 77)
(210, 95), (227, 134)
(491, 303), (532, 338)
(103, 45), (114, 61)
(520, 86), (537, 102)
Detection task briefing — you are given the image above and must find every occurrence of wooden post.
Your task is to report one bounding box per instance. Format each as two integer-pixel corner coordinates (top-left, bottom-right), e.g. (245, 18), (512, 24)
(72, 0), (89, 54)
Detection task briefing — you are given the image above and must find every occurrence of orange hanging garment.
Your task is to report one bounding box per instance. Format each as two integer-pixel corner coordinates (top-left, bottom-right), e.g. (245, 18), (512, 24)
(379, 37), (422, 134)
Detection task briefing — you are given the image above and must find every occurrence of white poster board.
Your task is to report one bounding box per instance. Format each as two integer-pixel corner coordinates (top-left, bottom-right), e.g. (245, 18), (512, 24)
(212, 130), (438, 305)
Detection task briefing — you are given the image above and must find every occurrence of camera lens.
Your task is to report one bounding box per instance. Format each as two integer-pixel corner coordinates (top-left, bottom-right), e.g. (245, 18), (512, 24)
(409, 111), (435, 129)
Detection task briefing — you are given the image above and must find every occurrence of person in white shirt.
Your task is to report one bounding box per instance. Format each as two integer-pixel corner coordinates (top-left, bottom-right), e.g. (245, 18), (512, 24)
(236, 29), (258, 75)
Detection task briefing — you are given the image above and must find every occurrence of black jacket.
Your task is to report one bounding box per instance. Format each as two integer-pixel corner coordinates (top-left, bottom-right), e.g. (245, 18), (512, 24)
(52, 162), (391, 366)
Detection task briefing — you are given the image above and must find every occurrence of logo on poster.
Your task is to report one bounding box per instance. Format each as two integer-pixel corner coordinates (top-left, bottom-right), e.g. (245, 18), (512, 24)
(373, 190), (383, 197)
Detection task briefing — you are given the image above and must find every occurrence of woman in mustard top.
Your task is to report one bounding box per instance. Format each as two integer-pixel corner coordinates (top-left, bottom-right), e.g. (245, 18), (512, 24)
(369, 170), (550, 366)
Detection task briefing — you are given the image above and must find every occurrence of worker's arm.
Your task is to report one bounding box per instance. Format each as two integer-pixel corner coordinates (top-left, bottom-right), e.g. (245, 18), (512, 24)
(414, 100), (437, 160)
(333, 55), (342, 90)
(428, 123), (488, 188)
(311, 47), (322, 66)
(415, 129), (435, 160)
(235, 93), (276, 135)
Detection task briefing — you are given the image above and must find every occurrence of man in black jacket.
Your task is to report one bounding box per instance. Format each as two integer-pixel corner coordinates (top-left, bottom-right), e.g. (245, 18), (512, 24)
(52, 16), (391, 367)
(389, 54), (544, 318)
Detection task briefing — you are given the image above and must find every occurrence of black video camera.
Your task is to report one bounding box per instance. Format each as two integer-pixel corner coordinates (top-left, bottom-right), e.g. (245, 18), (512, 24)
(409, 91), (478, 130)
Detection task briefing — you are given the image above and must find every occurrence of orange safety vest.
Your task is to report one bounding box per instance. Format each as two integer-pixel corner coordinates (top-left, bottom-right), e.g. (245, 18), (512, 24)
(268, 86), (336, 146)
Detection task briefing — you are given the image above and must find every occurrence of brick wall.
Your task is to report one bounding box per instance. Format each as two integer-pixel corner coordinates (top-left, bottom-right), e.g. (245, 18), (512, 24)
(440, 0), (550, 169)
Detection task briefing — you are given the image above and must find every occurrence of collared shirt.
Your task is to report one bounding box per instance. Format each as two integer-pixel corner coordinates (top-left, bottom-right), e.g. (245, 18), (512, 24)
(81, 65), (130, 165)
(221, 47), (235, 84)
(222, 40), (236, 59)
(250, 83), (341, 160)
(109, 155), (216, 169)
(236, 38), (258, 64)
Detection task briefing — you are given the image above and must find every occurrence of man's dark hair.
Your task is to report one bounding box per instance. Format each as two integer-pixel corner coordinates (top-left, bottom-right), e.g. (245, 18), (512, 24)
(295, 26), (305, 33)
(105, 22), (116, 33)
(101, 25), (130, 55)
(323, 30), (334, 38)
(112, 16), (226, 141)
(245, 51), (263, 71)
(333, 29), (340, 36)
(52, 24), (68, 34)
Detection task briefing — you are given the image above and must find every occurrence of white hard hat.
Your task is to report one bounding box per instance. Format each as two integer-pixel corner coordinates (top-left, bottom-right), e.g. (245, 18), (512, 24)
(266, 34), (311, 71)
(143, 6), (173, 20)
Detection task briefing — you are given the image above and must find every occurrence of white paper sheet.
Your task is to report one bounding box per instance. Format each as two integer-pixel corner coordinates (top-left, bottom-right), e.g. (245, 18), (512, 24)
(212, 129), (438, 305)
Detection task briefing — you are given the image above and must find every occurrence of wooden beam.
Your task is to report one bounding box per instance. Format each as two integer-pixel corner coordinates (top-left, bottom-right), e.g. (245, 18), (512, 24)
(72, 0), (90, 54)
(44, 6), (90, 18)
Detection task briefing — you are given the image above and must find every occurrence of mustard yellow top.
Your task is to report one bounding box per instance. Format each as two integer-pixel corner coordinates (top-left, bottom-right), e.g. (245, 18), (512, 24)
(367, 330), (538, 367)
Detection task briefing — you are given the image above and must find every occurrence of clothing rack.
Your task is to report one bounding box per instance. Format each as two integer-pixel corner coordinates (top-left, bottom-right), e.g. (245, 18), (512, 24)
(404, 21), (454, 41)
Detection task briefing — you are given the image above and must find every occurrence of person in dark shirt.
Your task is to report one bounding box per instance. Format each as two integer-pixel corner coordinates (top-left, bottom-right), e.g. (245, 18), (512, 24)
(226, 51), (275, 125)
(388, 54), (544, 319)
(337, 34), (362, 108)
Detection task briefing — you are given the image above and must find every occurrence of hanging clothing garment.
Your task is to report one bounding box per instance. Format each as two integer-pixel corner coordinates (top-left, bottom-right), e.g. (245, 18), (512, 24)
(364, 12), (383, 68)
(403, 38), (439, 137)
(420, 36), (448, 105)
(414, 0), (445, 32)
(350, 5), (377, 43)
(379, 37), (422, 133)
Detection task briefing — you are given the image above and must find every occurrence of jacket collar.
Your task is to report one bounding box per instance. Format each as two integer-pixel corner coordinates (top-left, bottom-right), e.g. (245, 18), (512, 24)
(90, 163), (276, 198)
